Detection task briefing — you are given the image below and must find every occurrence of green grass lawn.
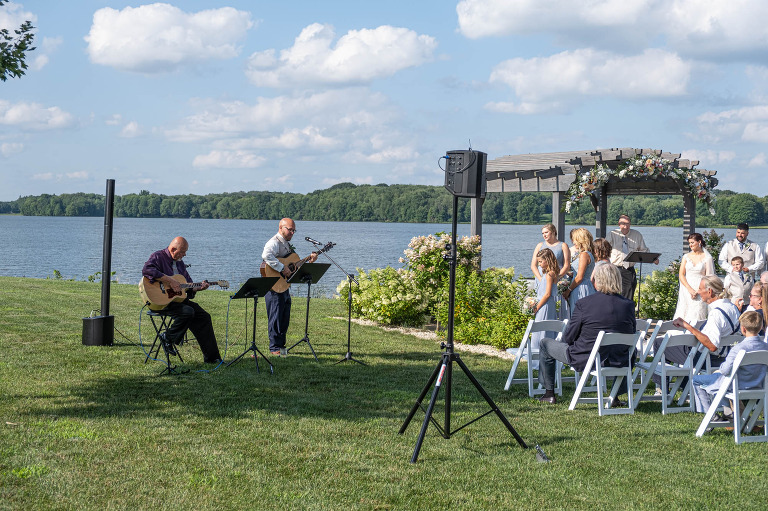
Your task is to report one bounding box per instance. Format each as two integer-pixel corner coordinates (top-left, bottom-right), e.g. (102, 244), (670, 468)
(1, 276), (766, 510)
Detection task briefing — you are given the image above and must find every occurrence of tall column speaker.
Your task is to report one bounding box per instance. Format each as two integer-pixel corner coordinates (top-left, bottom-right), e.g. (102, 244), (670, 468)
(444, 150), (487, 198)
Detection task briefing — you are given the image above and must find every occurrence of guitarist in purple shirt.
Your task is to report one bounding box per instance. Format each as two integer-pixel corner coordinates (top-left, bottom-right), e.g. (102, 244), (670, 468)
(142, 236), (222, 363)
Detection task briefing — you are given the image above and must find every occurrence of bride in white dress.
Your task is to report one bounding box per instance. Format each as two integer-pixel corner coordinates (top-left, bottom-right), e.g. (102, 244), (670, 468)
(673, 233), (715, 323)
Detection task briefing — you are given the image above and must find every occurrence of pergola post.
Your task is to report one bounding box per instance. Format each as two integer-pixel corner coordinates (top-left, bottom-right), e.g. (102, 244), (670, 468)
(595, 185), (608, 239)
(683, 191), (696, 254)
(552, 192), (565, 242)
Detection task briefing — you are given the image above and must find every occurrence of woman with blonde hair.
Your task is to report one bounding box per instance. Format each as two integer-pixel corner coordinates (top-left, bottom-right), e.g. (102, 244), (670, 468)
(528, 248), (561, 369)
(563, 228), (596, 314)
(530, 223), (570, 320)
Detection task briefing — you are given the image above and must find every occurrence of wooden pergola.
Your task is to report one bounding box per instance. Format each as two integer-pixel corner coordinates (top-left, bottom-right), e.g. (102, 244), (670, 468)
(468, 147), (718, 255)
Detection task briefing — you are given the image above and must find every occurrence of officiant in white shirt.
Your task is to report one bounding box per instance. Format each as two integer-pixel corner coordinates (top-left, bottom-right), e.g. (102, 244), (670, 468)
(606, 214), (658, 301)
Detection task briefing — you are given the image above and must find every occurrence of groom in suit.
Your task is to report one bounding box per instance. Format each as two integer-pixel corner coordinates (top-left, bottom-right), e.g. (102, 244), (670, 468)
(537, 263), (637, 404)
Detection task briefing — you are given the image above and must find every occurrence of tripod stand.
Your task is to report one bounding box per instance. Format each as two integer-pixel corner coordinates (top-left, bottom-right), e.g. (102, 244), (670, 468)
(287, 263), (330, 362)
(399, 194), (528, 463)
(335, 273), (365, 365)
(306, 239), (366, 365)
(226, 277), (278, 373)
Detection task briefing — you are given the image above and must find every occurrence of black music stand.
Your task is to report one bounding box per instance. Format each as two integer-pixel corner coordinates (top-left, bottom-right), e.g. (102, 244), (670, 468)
(226, 277), (279, 373)
(625, 251), (661, 318)
(287, 262), (330, 361)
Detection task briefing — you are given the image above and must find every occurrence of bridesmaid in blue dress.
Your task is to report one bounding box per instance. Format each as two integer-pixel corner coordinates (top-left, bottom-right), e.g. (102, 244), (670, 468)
(563, 227), (596, 314)
(528, 248), (560, 370)
(530, 223), (570, 320)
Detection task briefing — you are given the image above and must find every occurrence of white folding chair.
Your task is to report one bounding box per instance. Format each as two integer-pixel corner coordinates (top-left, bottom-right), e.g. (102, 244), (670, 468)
(679, 334), (745, 402)
(696, 350), (768, 444)
(631, 332), (699, 413)
(505, 319), (568, 397)
(635, 318), (653, 355)
(568, 331), (643, 416)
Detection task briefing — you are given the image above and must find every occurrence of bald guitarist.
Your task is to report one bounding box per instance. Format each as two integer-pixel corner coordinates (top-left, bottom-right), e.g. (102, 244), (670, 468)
(142, 236), (222, 364)
(261, 218), (317, 356)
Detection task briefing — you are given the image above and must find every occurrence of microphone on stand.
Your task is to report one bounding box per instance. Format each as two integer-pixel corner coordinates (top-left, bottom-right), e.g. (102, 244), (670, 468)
(305, 236), (322, 245)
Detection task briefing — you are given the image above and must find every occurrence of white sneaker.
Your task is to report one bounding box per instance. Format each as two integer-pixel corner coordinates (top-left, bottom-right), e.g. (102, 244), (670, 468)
(654, 387), (663, 396)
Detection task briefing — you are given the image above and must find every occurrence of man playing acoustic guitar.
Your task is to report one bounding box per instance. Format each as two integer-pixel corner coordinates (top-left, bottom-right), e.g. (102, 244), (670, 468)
(261, 218), (317, 356)
(142, 236), (222, 363)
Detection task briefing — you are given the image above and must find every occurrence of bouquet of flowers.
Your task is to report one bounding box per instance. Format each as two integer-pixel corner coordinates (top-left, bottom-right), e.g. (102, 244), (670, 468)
(557, 276), (572, 296)
(522, 296), (537, 316)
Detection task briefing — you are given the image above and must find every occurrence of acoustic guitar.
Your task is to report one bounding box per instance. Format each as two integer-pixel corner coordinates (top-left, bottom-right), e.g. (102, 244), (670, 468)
(139, 274), (229, 311)
(260, 242), (334, 293)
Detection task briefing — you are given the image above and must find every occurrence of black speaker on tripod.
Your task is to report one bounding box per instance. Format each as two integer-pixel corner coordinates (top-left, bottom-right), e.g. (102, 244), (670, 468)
(444, 150), (487, 198)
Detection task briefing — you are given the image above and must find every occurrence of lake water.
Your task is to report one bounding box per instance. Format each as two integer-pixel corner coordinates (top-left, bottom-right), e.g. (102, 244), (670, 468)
(0, 216), (755, 295)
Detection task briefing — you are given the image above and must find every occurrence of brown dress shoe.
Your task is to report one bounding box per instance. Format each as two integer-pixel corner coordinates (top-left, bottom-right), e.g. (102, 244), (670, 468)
(538, 395), (556, 404)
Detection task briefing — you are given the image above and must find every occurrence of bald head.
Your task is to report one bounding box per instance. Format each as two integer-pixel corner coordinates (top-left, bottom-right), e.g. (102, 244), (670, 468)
(278, 218), (296, 241)
(168, 237), (188, 260)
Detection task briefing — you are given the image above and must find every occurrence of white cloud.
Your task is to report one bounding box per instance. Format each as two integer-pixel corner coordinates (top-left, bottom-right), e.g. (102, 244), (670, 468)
(192, 150), (267, 169)
(0, 2), (36, 29)
(246, 23), (437, 87)
(680, 149), (736, 166)
(457, 0), (653, 40)
(0, 100), (74, 130)
(487, 48), (690, 113)
(106, 114), (122, 126)
(747, 153), (766, 168)
(1, 142), (23, 157)
(32, 172), (54, 181)
(168, 88), (426, 172)
(30, 36), (63, 71)
(457, 0), (768, 63)
(696, 106), (768, 143)
(85, 3), (253, 73)
(120, 121), (142, 138)
(65, 171), (88, 179)
(166, 89), (395, 143)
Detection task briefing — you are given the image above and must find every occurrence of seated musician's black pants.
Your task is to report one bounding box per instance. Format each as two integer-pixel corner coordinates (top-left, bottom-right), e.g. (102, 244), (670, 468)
(164, 299), (221, 362)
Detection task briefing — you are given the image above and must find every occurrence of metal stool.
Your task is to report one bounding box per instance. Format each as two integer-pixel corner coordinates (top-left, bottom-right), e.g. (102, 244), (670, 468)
(143, 308), (189, 375)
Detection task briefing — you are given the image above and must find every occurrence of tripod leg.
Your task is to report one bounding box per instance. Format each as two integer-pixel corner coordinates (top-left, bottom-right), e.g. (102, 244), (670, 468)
(454, 355), (528, 449)
(410, 358), (450, 463)
(400, 357), (443, 434)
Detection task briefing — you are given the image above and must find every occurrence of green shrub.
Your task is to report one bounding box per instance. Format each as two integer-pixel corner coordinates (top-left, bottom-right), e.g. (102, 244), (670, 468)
(637, 259), (680, 321)
(338, 232), (533, 348)
(336, 267), (428, 326)
(434, 267), (533, 350)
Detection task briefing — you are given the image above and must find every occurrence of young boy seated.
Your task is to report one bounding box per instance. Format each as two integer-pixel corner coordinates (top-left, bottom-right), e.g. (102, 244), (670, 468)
(691, 311), (768, 414)
(724, 256), (754, 311)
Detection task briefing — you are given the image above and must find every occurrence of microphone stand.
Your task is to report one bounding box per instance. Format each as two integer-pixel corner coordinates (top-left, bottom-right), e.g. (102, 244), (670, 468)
(307, 239), (365, 365)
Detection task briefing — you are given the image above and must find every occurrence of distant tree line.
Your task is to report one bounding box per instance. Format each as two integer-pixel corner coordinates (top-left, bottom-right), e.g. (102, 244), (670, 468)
(1, 184), (766, 226)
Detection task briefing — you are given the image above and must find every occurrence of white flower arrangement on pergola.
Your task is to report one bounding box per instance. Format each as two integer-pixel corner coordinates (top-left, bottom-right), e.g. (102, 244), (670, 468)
(564, 154), (716, 215)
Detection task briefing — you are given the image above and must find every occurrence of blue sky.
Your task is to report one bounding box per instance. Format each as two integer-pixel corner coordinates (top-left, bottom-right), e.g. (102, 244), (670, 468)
(2, 0), (768, 201)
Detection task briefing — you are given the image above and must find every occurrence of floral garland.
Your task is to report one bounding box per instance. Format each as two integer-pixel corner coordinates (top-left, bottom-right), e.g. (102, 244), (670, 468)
(564, 154), (716, 215)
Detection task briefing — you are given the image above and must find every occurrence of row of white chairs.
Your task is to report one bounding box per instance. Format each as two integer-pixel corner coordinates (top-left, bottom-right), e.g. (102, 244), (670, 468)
(505, 318), (768, 443)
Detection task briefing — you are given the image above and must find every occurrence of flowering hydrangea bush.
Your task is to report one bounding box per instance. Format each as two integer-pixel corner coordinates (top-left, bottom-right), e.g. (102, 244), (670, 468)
(399, 232), (481, 310)
(336, 266), (428, 326)
(337, 232), (533, 349)
(565, 155), (716, 215)
(636, 259), (681, 321)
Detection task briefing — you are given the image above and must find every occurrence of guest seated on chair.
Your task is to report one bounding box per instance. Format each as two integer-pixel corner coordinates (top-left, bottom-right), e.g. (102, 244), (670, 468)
(142, 236), (222, 364)
(537, 263), (636, 404)
(652, 275), (741, 389)
(691, 311), (767, 414)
